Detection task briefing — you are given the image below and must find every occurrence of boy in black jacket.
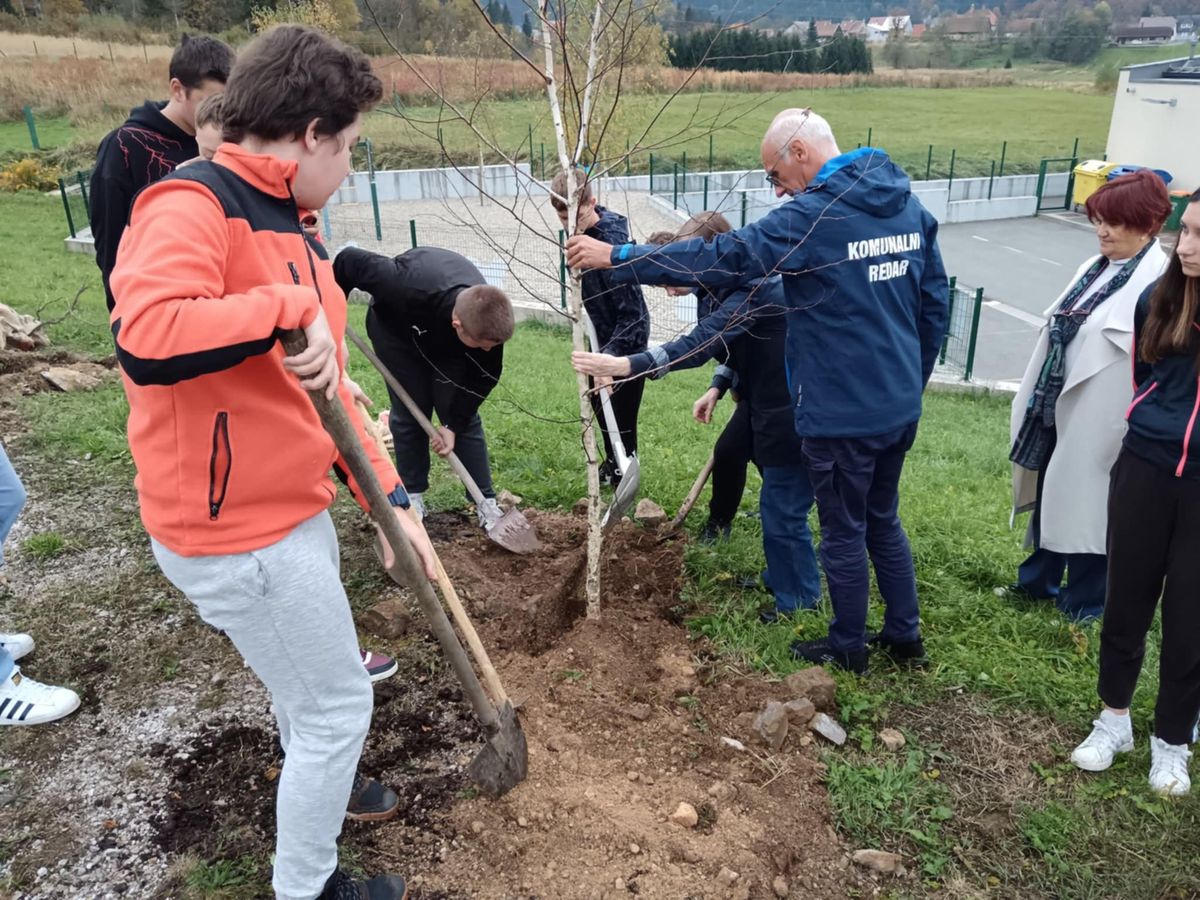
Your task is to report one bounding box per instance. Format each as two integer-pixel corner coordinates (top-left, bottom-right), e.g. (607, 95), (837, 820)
(89, 34), (234, 311)
(333, 246), (516, 524)
(551, 172), (650, 485)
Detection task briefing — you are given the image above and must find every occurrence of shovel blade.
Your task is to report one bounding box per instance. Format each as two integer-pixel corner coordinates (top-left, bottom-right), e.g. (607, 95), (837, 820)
(485, 508), (542, 554)
(466, 701), (528, 797)
(602, 456), (641, 532)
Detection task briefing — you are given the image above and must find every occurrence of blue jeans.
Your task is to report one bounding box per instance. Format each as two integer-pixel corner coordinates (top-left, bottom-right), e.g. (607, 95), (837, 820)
(803, 423), (921, 654)
(1018, 549), (1106, 621)
(759, 464), (821, 613)
(0, 444), (28, 682)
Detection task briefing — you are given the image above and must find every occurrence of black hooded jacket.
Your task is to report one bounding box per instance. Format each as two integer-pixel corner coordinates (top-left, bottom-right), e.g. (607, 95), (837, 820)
(90, 101), (199, 311)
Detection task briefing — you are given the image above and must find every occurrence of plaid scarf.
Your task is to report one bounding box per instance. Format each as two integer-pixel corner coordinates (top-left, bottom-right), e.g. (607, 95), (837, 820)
(1011, 241), (1155, 471)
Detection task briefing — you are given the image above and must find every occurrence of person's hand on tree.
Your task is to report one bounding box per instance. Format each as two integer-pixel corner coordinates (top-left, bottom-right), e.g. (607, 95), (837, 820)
(565, 235), (614, 270)
(693, 387), (722, 424)
(284, 306), (340, 399)
(572, 351), (632, 379)
(429, 425), (456, 457)
(376, 509), (438, 581)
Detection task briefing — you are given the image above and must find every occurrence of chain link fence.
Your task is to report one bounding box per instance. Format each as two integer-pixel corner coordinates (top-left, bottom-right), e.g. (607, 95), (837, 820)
(938, 276), (984, 381)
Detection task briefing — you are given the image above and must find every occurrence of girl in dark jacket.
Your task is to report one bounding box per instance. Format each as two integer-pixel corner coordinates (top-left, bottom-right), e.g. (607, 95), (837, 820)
(1070, 190), (1200, 796)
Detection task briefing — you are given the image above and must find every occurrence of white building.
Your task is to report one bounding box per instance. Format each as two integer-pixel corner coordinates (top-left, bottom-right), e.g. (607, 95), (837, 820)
(1106, 56), (1200, 192)
(865, 15), (912, 42)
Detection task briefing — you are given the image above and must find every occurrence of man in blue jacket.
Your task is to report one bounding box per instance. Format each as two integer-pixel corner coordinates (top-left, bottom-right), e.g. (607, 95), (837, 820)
(567, 108), (949, 673)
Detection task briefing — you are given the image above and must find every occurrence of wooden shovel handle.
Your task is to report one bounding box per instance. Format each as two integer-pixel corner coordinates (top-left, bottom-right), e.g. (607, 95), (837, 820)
(669, 453), (715, 531)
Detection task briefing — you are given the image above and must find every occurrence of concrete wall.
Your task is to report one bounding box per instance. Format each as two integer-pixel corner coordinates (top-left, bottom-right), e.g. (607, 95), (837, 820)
(328, 163), (534, 206)
(1106, 68), (1200, 192)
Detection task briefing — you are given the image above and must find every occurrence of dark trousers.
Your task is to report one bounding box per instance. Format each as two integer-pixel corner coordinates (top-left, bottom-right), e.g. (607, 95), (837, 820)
(367, 318), (494, 499)
(1018, 429), (1107, 620)
(759, 463), (821, 612)
(802, 422), (921, 654)
(589, 374), (645, 466)
(1099, 448), (1200, 746)
(709, 400), (752, 526)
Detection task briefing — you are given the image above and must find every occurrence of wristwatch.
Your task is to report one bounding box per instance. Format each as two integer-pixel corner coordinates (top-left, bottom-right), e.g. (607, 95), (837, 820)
(387, 484), (411, 510)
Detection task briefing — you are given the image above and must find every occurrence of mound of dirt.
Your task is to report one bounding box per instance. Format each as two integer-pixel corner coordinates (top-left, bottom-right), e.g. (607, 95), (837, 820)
(390, 511), (861, 899)
(0, 349), (117, 401)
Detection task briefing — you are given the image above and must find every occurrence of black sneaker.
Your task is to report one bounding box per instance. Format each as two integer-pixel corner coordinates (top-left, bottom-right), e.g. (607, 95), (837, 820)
(790, 637), (868, 674)
(598, 459), (620, 488)
(868, 633), (929, 668)
(320, 868), (408, 899)
(346, 773), (401, 822)
(699, 518), (732, 544)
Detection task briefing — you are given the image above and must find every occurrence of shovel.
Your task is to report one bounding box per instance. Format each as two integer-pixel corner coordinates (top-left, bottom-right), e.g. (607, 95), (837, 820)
(282, 329), (527, 798)
(667, 452), (715, 533)
(345, 325), (540, 555)
(356, 400), (510, 708)
(582, 314), (641, 532)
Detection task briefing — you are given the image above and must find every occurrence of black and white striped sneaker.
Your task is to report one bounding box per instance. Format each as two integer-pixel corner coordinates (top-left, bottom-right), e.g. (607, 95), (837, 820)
(0, 668), (80, 726)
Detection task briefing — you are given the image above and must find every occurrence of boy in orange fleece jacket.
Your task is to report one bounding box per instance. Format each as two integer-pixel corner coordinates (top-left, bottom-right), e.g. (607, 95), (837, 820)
(109, 25), (434, 900)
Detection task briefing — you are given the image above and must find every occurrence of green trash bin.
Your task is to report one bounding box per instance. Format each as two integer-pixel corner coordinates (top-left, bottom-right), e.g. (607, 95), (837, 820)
(1166, 191), (1191, 232)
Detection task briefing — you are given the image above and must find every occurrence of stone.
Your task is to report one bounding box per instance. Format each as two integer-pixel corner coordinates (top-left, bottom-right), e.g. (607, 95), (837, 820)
(360, 600), (411, 639)
(783, 668), (838, 711)
(809, 712), (847, 746)
(753, 701), (790, 751)
(878, 728), (906, 751)
(635, 498), (668, 528)
(497, 489), (523, 510)
(772, 875), (790, 897)
(851, 849), (903, 874)
(629, 843), (641, 854)
(628, 703), (653, 721)
(517, 816), (530, 828)
(573, 497), (590, 516)
(683, 847), (703, 864)
(720, 736), (747, 753)
(42, 364), (107, 393)
(471, 820), (484, 834)
(627, 770), (640, 782)
(717, 866), (740, 887)
(783, 698), (816, 726)
(669, 802), (698, 828)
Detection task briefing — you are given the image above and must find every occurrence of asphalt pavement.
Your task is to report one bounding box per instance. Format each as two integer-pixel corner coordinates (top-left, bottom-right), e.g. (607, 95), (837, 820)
(937, 212), (1100, 385)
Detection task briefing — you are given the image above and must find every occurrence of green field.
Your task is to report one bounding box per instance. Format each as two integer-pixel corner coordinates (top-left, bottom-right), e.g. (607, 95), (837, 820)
(6, 83), (1113, 180)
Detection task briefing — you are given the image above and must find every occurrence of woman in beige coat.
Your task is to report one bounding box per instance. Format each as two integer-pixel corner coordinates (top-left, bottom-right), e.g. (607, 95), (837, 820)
(1008, 170), (1172, 621)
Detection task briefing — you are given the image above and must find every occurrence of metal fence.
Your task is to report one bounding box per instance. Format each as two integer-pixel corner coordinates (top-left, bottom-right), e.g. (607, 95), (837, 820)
(59, 168), (92, 239)
(938, 276), (984, 381)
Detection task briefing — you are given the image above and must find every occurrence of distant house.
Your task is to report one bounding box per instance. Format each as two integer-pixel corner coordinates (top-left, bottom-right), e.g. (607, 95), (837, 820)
(1113, 25), (1175, 45)
(1177, 15), (1197, 37)
(940, 13), (993, 39)
(839, 20), (868, 38)
(1003, 17), (1039, 37)
(781, 19), (841, 42)
(1138, 16), (1177, 39)
(866, 14), (913, 42)
(911, 22), (927, 38)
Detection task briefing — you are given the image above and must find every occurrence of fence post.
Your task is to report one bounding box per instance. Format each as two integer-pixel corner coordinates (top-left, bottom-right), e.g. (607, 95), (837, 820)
(540, 143), (545, 180)
(866, 126), (872, 147)
(672, 162), (679, 209)
(703, 175), (709, 210)
(528, 124), (534, 167)
(925, 144), (933, 181)
(947, 148), (956, 200)
(108, 43), (114, 63)
(708, 134), (714, 172)
(409, 219), (417, 248)
(939, 276), (957, 366)
(649, 154), (655, 193)
(32, 39), (37, 57)
(626, 138), (631, 177)
(143, 43), (148, 62)
(1071, 136), (1079, 159)
(740, 191), (748, 227)
(73, 40), (78, 58)
(363, 139), (382, 241)
(998, 140), (1007, 177)
(76, 170), (89, 217)
(321, 206), (332, 242)
(964, 287), (984, 381)
(558, 229), (568, 310)
(681, 151), (687, 191)
(987, 159), (996, 200)
(23, 106), (39, 151)
(58, 178), (76, 239)
(1034, 158), (1048, 215)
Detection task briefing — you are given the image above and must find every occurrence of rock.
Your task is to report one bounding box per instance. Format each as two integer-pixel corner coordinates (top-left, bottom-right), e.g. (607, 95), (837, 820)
(683, 847), (703, 864)
(808, 712), (847, 746)
(783, 668), (838, 711)
(753, 701), (789, 751)
(360, 600), (411, 639)
(517, 816), (530, 828)
(630, 843), (641, 854)
(669, 802), (699, 828)
(878, 728), (906, 751)
(614, 876), (625, 890)
(471, 820), (484, 834)
(572, 497), (590, 516)
(628, 703), (653, 721)
(635, 498), (668, 528)
(772, 875), (790, 897)
(497, 489), (523, 510)
(783, 698), (816, 726)
(851, 849), (903, 874)
(720, 736), (747, 753)
(717, 866), (740, 887)
(42, 364), (106, 392)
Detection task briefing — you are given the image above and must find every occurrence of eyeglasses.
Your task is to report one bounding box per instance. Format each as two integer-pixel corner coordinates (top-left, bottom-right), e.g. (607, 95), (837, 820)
(765, 172), (783, 188)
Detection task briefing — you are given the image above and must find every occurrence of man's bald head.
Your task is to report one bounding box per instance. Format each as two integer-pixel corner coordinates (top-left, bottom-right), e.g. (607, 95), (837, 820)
(760, 108), (841, 198)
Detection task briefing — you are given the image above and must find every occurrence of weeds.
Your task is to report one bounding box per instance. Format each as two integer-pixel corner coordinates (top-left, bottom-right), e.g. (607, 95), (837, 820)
(21, 531), (66, 559)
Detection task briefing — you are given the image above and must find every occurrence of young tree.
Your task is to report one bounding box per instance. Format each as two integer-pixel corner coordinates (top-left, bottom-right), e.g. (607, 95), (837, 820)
(522, 9), (533, 38)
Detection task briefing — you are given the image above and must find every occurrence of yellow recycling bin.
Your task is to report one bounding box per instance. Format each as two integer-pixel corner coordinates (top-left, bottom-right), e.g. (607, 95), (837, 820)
(1072, 160), (1117, 208)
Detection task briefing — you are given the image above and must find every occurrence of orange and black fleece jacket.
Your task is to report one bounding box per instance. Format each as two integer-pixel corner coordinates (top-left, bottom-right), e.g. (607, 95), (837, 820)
(109, 142), (402, 557)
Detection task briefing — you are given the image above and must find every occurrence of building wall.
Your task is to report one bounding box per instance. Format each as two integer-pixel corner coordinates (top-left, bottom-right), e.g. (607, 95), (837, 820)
(1106, 70), (1200, 191)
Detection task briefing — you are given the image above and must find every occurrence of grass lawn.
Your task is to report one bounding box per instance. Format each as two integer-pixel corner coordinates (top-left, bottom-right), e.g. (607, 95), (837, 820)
(4, 190), (1198, 897)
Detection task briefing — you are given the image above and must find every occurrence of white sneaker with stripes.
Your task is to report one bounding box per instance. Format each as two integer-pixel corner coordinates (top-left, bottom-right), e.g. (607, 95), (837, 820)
(0, 632), (34, 661)
(0, 668), (80, 726)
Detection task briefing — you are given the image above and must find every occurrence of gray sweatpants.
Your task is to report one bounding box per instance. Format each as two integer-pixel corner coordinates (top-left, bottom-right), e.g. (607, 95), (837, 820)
(153, 511), (372, 900)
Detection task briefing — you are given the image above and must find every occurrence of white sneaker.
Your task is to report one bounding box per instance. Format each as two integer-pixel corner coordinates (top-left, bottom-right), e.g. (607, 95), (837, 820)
(0, 632), (34, 661)
(1070, 713), (1134, 772)
(477, 497), (503, 530)
(1149, 736), (1192, 796)
(409, 492), (426, 520)
(0, 668), (80, 725)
